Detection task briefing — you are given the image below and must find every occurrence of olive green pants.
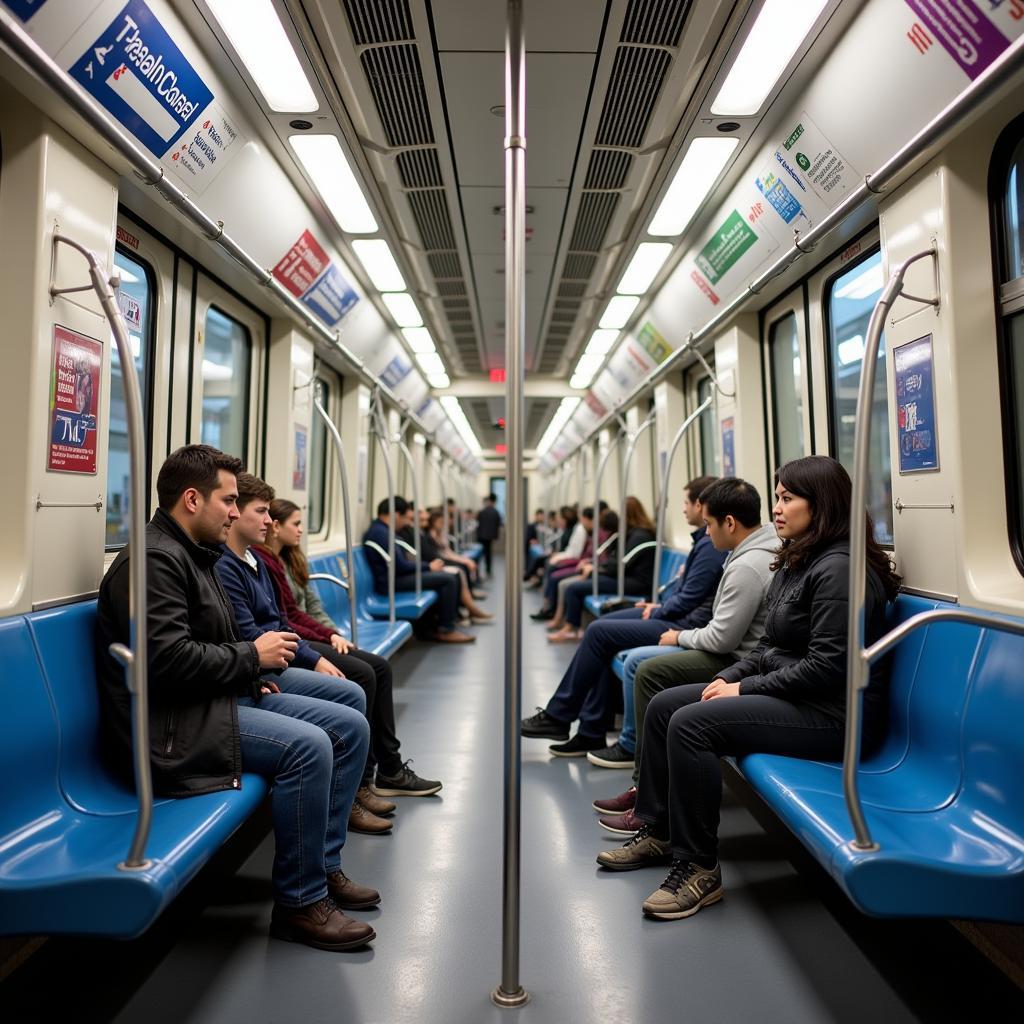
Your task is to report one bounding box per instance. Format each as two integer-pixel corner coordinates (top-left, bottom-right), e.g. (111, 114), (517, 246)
(632, 649), (735, 783)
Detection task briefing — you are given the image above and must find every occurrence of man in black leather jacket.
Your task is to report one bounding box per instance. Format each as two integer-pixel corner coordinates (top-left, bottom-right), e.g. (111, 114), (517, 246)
(96, 444), (378, 952)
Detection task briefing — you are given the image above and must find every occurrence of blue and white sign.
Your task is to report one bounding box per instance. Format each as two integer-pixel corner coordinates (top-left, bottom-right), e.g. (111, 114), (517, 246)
(756, 168), (803, 224)
(68, 1), (213, 159)
(1, 0), (50, 20)
(379, 353), (413, 391)
(895, 334), (940, 473)
(721, 416), (735, 477)
(302, 263), (359, 327)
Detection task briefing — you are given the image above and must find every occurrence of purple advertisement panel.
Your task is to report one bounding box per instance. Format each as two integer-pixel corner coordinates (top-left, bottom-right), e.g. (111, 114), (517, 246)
(903, 0), (1011, 80)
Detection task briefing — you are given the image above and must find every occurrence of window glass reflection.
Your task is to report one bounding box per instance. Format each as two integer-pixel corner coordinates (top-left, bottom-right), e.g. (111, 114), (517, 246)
(201, 307), (251, 459)
(770, 312), (804, 466)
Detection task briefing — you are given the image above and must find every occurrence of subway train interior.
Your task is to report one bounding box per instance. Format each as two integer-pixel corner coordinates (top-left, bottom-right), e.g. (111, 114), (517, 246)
(2, 0), (1024, 1019)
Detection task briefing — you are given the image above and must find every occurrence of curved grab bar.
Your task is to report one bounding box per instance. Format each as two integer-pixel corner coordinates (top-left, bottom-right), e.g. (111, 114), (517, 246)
(53, 234), (151, 870)
(312, 390), (359, 648)
(370, 396), (396, 625)
(618, 411), (658, 598)
(394, 436), (422, 596)
(592, 426), (628, 600)
(309, 572), (350, 592)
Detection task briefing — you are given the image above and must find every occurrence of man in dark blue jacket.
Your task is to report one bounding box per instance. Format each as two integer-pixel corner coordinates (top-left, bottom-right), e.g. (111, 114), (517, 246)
(363, 497), (474, 644)
(521, 477), (726, 755)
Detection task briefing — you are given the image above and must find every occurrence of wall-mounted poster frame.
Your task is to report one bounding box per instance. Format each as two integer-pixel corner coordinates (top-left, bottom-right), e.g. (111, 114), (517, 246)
(894, 333), (939, 475)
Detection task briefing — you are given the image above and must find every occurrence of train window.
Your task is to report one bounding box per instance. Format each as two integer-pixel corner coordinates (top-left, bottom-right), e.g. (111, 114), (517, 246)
(697, 375), (719, 475)
(769, 312), (804, 466)
(825, 249), (893, 545)
(1004, 137), (1024, 280)
(201, 307), (251, 459)
(106, 249), (154, 549)
(307, 376), (330, 535)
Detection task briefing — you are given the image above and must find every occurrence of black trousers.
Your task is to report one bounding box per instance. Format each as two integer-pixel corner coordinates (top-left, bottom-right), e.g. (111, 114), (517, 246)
(479, 538), (494, 576)
(395, 571), (459, 630)
(308, 641), (403, 785)
(635, 683), (846, 867)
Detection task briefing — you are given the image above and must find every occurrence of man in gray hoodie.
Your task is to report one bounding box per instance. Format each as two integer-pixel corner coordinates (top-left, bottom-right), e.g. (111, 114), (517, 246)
(592, 478), (779, 830)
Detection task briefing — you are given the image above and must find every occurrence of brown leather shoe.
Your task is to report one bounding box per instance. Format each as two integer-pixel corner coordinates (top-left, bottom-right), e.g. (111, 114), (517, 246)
(327, 870), (381, 909)
(357, 784), (396, 817)
(348, 798), (393, 834)
(269, 897), (375, 951)
(433, 629), (476, 643)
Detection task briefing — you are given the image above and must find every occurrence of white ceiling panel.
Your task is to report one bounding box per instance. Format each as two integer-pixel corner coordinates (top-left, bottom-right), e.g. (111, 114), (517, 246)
(430, 0), (606, 53)
(460, 186), (566, 256)
(440, 52), (595, 187)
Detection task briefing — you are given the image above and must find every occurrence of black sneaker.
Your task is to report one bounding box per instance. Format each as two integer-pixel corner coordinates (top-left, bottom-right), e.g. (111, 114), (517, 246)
(521, 708), (570, 739)
(549, 732), (606, 758)
(373, 760), (442, 797)
(529, 608), (555, 621)
(586, 741), (636, 769)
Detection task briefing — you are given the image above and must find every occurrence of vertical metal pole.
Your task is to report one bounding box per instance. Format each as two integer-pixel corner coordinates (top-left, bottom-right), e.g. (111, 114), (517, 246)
(617, 412), (657, 597)
(493, 0), (528, 1008)
(592, 428), (626, 600)
(313, 390), (360, 647)
(371, 396), (397, 626)
(395, 434), (422, 596)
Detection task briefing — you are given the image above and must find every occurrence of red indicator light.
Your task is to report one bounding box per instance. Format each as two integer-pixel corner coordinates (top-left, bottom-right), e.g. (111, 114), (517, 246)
(495, 444), (507, 455)
(489, 368), (506, 383)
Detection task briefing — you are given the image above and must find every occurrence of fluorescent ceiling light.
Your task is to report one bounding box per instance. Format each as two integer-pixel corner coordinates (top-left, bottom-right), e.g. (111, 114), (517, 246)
(617, 243), (673, 295)
(648, 137), (739, 236)
(585, 329), (619, 356)
(711, 0), (829, 116)
(439, 396), (482, 455)
(415, 351), (445, 376)
(381, 292), (423, 327)
(352, 239), (406, 291)
(537, 397), (581, 456)
(428, 373), (450, 388)
(599, 296), (640, 330)
(834, 263), (884, 301)
(202, 358), (232, 381)
(402, 327), (436, 353)
(208, 0), (318, 112)
(289, 135), (377, 234)
(837, 334), (865, 366)
(574, 352), (604, 377)
(569, 372), (593, 390)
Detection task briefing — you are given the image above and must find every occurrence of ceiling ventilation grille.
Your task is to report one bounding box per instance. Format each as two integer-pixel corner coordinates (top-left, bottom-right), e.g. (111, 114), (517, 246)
(538, 0), (691, 375)
(342, 0), (481, 372)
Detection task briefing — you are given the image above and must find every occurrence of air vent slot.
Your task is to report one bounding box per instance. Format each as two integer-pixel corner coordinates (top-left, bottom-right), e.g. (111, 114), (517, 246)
(407, 190), (456, 251)
(568, 192), (620, 254)
(563, 253), (598, 281)
(437, 280), (466, 297)
(584, 149), (633, 190)
(558, 282), (587, 299)
(361, 46), (434, 148)
(397, 149), (443, 189)
(596, 46), (672, 149)
(428, 252), (462, 278)
(343, 0), (414, 45)
(621, 0), (691, 47)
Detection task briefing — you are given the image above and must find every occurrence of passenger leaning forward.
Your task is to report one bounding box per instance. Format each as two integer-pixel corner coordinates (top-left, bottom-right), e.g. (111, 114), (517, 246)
(596, 455), (900, 922)
(95, 445), (377, 952)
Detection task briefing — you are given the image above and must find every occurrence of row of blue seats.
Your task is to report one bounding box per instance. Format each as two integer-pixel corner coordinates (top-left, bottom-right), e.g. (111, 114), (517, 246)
(607, 592), (1024, 923)
(583, 548), (687, 618)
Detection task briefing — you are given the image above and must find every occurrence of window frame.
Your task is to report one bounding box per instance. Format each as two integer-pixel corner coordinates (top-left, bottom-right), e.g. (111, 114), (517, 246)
(106, 245), (158, 551)
(989, 112), (1024, 577)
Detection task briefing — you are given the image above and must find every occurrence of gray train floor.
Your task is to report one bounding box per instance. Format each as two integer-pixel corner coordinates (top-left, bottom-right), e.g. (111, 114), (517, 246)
(3, 558), (1022, 1022)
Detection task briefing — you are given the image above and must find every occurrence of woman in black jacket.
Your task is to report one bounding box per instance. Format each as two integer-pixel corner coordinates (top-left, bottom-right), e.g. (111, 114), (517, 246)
(596, 456), (900, 921)
(548, 498), (657, 643)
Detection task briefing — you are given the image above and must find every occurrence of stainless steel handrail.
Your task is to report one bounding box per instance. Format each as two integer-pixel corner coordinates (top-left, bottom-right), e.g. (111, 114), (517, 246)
(428, 451), (448, 547)
(370, 396), (397, 626)
(52, 234), (151, 870)
(617, 411), (658, 598)
(0, 10), (476, 471)
(844, 248), (936, 851)
(308, 572), (348, 591)
(312, 388), (359, 648)
(547, 34), (1024, 469)
(394, 434), (422, 596)
(494, 0), (528, 1008)
(652, 398), (713, 601)
(592, 426), (628, 600)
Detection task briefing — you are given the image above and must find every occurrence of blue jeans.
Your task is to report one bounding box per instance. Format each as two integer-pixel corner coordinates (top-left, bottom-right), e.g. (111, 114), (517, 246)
(545, 609), (670, 737)
(616, 645), (669, 752)
(238, 666), (369, 908)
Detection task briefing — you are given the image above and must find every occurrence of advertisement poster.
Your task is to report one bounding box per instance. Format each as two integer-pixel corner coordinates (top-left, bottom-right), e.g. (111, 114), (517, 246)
(721, 416), (735, 478)
(894, 334), (939, 473)
(695, 211), (759, 286)
(272, 229), (359, 328)
(48, 325), (101, 474)
(293, 425), (307, 490)
(903, 0), (1013, 80)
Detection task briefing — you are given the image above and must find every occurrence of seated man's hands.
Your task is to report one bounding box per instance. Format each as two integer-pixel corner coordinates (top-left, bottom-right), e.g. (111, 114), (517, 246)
(658, 629), (679, 646)
(429, 558), (446, 571)
(701, 679), (741, 701)
(315, 657), (346, 678)
(255, 631), (299, 670)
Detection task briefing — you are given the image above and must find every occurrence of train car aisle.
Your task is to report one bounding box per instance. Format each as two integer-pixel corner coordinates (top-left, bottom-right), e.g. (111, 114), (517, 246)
(2, 559), (1020, 1022)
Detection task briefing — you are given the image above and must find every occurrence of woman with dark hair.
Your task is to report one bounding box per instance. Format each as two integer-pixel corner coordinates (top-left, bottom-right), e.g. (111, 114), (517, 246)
(548, 498), (656, 643)
(596, 456), (900, 921)
(254, 500), (443, 825)
(529, 507), (596, 621)
(423, 509), (493, 622)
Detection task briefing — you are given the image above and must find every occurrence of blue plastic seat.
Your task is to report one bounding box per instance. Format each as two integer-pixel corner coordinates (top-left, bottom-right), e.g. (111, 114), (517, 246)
(735, 595), (1024, 923)
(351, 547), (438, 621)
(583, 547), (688, 619)
(1, 605), (267, 939)
(463, 542), (483, 562)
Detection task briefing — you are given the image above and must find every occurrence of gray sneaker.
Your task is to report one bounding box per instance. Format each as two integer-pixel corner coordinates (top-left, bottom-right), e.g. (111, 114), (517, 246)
(596, 824), (671, 872)
(642, 859), (723, 919)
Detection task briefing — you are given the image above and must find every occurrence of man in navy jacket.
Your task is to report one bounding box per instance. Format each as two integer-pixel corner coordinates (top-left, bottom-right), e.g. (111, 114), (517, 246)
(521, 477), (726, 754)
(363, 497), (474, 644)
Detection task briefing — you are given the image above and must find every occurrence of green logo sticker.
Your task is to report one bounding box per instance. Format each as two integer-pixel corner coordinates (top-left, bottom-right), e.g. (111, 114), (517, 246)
(637, 322), (671, 364)
(784, 124), (804, 151)
(796, 152), (810, 172)
(694, 210), (758, 285)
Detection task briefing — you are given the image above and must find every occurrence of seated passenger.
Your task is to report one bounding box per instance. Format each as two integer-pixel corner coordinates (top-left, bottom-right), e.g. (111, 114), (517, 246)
(363, 497), (474, 643)
(525, 507), (578, 588)
(255, 498), (442, 806)
(95, 445), (376, 952)
(423, 508), (493, 621)
(540, 510), (618, 631)
(596, 455), (900, 923)
(544, 497), (658, 643)
(529, 506), (597, 621)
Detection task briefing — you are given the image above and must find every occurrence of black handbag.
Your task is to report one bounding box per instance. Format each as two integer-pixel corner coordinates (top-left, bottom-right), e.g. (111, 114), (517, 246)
(599, 598), (635, 615)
